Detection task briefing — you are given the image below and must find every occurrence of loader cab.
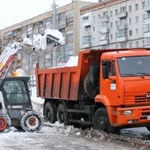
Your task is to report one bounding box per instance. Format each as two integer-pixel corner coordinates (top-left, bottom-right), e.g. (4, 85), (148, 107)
(0, 77), (32, 110)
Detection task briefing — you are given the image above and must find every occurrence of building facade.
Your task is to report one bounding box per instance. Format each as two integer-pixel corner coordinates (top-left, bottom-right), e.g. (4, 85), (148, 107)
(80, 0), (150, 49)
(0, 1), (93, 76)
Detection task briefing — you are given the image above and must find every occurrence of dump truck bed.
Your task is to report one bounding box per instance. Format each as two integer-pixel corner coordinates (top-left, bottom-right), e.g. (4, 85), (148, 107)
(35, 48), (134, 101)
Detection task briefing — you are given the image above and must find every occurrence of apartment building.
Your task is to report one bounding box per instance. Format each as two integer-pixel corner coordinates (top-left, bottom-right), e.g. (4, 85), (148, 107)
(80, 0), (150, 49)
(0, 0), (93, 76)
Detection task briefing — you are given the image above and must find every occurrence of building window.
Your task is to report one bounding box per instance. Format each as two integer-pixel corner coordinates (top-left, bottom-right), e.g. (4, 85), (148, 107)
(135, 4), (139, 11)
(85, 25), (91, 32)
(116, 21), (118, 27)
(83, 16), (89, 21)
(129, 30), (132, 36)
(129, 18), (132, 25)
(120, 6), (126, 12)
(142, 2), (145, 9)
(136, 41), (139, 47)
(121, 42), (126, 48)
(110, 11), (113, 17)
(93, 27), (95, 31)
(66, 34), (73, 43)
(129, 5), (132, 12)
(135, 16), (139, 23)
(82, 36), (92, 45)
(129, 42), (132, 48)
(110, 34), (113, 40)
(110, 22), (113, 28)
(98, 14), (100, 19)
(115, 9), (118, 15)
(136, 29), (139, 35)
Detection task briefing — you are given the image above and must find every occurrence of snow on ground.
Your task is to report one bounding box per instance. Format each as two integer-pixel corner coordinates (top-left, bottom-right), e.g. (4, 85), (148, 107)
(0, 86), (147, 150)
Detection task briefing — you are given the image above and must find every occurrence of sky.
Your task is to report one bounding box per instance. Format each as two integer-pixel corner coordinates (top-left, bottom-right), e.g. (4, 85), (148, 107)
(0, 0), (98, 30)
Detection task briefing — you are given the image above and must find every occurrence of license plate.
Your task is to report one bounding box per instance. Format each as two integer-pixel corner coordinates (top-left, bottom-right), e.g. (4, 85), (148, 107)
(147, 116), (150, 120)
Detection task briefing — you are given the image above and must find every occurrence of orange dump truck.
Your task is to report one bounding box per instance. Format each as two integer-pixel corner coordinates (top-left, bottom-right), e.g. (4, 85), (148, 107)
(35, 48), (150, 133)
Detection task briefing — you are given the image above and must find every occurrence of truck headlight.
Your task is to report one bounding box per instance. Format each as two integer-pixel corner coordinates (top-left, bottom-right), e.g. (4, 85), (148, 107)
(124, 110), (132, 116)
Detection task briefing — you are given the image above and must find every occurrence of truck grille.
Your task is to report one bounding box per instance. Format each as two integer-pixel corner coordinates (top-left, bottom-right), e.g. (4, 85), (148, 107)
(135, 95), (150, 103)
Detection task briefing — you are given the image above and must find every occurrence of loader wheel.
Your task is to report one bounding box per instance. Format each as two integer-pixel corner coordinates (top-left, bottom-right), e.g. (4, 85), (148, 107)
(93, 108), (118, 134)
(44, 102), (57, 123)
(84, 74), (98, 99)
(57, 104), (68, 125)
(0, 112), (11, 133)
(21, 111), (43, 132)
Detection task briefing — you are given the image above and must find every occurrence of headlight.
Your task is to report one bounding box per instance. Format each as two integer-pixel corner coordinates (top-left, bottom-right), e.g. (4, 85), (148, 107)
(124, 110), (132, 116)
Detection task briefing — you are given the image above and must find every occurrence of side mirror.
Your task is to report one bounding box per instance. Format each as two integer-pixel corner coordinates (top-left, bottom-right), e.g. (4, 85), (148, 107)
(102, 66), (109, 79)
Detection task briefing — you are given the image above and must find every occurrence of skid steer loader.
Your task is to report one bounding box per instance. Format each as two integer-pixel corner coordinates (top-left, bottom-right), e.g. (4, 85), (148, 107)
(0, 29), (65, 132)
(0, 76), (42, 132)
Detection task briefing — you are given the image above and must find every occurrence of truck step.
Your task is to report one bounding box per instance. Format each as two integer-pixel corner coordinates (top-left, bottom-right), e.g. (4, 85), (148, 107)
(67, 109), (91, 114)
(68, 119), (92, 125)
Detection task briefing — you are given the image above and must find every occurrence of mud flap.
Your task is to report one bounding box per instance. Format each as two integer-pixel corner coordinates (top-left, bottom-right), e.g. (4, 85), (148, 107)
(0, 112), (11, 133)
(20, 111), (43, 132)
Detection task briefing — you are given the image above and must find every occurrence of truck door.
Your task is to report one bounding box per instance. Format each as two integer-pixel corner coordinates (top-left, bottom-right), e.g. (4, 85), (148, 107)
(101, 60), (119, 105)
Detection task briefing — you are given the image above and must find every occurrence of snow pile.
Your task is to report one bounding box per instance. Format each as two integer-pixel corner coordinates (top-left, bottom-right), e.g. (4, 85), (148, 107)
(63, 56), (78, 67)
(31, 86), (44, 116)
(33, 29), (65, 51)
(22, 38), (32, 45)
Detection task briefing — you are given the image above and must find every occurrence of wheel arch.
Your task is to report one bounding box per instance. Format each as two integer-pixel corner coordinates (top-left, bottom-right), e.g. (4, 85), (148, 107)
(94, 94), (111, 106)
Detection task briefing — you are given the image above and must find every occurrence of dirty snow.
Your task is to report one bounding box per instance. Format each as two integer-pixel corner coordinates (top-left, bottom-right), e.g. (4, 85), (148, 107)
(0, 87), (148, 150)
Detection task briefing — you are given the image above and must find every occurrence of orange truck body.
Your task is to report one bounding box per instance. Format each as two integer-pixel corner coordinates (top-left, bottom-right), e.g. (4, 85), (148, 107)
(35, 48), (150, 129)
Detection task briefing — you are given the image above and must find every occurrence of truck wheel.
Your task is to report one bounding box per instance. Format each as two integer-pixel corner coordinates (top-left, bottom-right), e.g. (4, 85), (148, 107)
(0, 112), (11, 133)
(84, 74), (97, 99)
(20, 111), (43, 132)
(146, 126), (150, 132)
(93, 108), (117, 133)
(57, 104), (68, 125)
(44, 102), (57, 123)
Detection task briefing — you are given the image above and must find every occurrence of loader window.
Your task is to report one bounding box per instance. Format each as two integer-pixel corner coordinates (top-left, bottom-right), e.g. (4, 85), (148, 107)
(3, 80), (29, 104)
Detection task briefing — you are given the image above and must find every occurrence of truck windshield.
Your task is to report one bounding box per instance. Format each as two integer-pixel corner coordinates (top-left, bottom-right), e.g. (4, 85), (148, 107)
(3, 80), (29, 104)
(118, 56), (150, 77)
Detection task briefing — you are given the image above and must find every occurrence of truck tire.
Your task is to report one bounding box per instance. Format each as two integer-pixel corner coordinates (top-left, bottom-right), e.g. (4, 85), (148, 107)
(93, 108), (118, 134)
(44, 102), (57, 123)
(0, 112), (11, 133)
(84, 73), (98, 99)
(146, 126), (150, 132)
(20, 111), (43, 132)
(88, 62), (100, 87)
(57, 104), (68, 125)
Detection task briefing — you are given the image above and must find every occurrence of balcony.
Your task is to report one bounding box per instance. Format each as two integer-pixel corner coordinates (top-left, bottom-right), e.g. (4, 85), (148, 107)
(99, 15), (109, 23)
(99, 39), (109, 45)
(117, 23), (127, 29)
(81, 12), (92, 27)
(82, 35), (92, 48)
(59, 20), (66, 29)
(144, 25), (150, 33)
(66, 25), (73, 32)
(144, 37), (150, 47)
(66, 17), (73, 23)
(117, 11), (127, 18)
(144, 32), (150, 38)
(117, 36), (127, 42)
(82, 43), (91, 48)
(99, 27), (109, 34)
(144, 17), (150, 24)
(144, 5), (150, 11)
